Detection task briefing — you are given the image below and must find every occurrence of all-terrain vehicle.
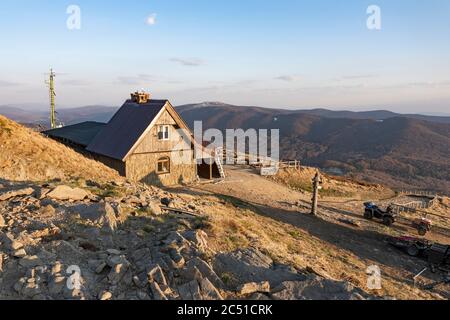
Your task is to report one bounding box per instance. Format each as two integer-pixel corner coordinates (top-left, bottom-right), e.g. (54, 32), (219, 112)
(412, 217), (432, 236)
(388, 236), (431, 257)
(389, 236), (450, 271)
(363, 202), (397, 226)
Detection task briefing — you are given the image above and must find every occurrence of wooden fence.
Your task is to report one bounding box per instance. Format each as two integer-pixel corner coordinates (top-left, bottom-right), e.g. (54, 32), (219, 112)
(398, 190), (437, 198)
(391, 190), (439, 215)
(278, 160), (301, 170)
(215, 148), (300, 172)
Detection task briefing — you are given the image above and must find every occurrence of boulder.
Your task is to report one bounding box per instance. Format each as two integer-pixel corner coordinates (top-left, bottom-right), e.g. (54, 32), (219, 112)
(131, 248), (150, 262)
(37, 188), (50, 200)
(185, 258), (224, 289)
(170, 252), (185, 269)
(213, 248), (304, 288)
(249, 292), (271, 300)
(137, 290), (150, 300)
(11, 240), (23, 250)
(183, 230), (209, 252)
(106, 255), (129, 268)
(238, 281), (270, 295)
(147, 265), (168, 287)
(14, 278), (26, 293)
(51, 262), (63, 275)
(179, 265), (203, 283)
(160, 197), (173, 207)
(106, 249), (122, 255)
(19, 255), (43, 268)
(0, 188), (34, 201)
(0, 214), (5, 228)
(99, 202), (118, 232)
(71, 202), (118, 232)
(99, 291), (113, 300)
(200, 278), (223, 300)
(95, 262), (107, 274)
(148, 200), (162, 215)
(88, 259), (106, 273)
(39, 204), (56, 216)
(108, 263), (130, 285)
(48, 276), (66, 295)
(124, 195), (141, 205)
(22, 282), (41, 298)
(52, 241), (84, 264)
(162, 231), (188, 246)
(150, 282), (168, 300)
(178, 280), (202, 300)
(11, 240), (24, 251)
(270, 276), (370, 300)
(13, 249), (27, 258)
(47, 185), (89, 201)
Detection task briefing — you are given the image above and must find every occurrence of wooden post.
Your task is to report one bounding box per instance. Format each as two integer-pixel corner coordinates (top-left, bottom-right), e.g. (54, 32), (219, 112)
(311, 171), (321, 216)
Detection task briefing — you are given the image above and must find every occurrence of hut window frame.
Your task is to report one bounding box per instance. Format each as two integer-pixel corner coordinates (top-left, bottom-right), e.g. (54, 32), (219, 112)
(157, 156), (171, 174)
(158, 125), (170, 141)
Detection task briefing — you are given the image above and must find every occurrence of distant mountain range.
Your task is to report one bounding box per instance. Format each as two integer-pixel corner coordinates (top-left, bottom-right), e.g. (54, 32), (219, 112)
(2, 102), (450, 126)
(0, 105), (118, 127)
(177, 102), (450, 124)
(1, 102), (449, 193)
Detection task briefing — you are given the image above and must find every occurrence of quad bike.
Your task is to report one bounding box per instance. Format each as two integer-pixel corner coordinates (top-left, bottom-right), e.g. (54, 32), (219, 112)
(363, 202), (396, 226)
(412, 217), (432, 236)
(388, 236), (430, 257)
(389, 236), (450, 271)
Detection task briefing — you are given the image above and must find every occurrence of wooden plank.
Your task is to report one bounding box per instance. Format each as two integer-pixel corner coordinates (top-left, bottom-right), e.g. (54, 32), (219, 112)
(160, 206), (202, 217)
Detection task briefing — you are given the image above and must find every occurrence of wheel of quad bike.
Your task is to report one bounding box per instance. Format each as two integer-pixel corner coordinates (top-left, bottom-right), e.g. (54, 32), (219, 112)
(407, 245), (420, 257)
(364, 210), (373, 220)
(417, 226), (427, 236)
(383, 216), (394, 226)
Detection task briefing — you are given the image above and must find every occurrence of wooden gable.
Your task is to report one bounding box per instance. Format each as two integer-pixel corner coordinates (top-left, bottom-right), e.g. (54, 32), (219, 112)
(125, 102), (194, 158)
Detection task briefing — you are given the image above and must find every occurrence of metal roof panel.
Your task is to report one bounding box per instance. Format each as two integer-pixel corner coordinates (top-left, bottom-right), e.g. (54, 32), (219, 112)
(86, 99), (167, 160)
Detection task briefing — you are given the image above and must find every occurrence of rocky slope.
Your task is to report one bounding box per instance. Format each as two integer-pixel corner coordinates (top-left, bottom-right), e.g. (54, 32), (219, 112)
(0, 179), (372, 300)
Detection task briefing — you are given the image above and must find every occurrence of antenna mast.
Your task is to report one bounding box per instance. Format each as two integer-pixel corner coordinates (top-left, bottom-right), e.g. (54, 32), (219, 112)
(48, 69), (57, 129)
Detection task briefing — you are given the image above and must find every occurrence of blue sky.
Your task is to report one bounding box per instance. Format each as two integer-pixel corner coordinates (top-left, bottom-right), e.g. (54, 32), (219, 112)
(0, 0), (449, 113)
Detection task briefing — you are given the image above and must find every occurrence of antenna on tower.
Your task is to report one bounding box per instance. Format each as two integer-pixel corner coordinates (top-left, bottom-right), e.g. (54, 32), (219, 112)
(45, 68), (57, 129)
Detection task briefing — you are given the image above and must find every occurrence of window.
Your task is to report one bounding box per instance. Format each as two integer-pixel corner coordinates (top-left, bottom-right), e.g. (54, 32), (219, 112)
(157, 157), (170, 174)
(158, 125), (170, 140)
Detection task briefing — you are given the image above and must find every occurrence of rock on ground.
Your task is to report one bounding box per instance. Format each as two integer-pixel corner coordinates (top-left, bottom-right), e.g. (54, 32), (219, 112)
(47, 185), (89, 201)
(238, 281), (271, 295)
(0, 188), (34, 201)
(213, 248), (305, 288)
(270, 276), (370, 300)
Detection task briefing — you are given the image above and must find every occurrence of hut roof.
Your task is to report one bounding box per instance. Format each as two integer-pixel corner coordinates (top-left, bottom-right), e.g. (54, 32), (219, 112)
(43, 121), (106, 147)
(86, 99), (168, 160)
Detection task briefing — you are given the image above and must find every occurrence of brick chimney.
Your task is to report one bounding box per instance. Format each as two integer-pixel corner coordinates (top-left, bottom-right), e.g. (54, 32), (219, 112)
(131, 91), (151, 104)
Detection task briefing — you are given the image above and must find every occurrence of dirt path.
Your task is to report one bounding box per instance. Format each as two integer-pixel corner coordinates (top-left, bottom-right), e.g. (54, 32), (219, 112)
(200, 166), (304, 207)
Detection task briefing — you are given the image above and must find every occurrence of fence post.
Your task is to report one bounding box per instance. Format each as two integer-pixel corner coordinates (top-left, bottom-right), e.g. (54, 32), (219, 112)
(311, 172), (321, 216)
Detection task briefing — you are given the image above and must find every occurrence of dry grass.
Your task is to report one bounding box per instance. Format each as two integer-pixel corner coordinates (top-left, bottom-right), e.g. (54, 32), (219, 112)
(0, 115), (122, 183)
(200, 195), (443, 300)
(270, 167), (394, 200)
